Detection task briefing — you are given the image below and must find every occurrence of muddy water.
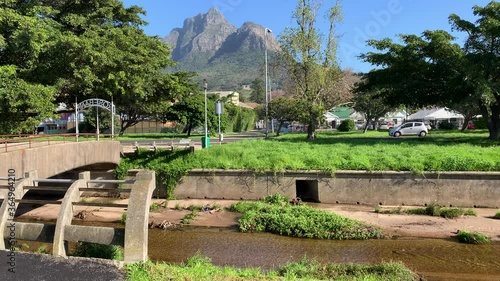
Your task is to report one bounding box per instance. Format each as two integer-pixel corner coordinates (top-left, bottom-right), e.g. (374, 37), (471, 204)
(149, 226), (500, 281)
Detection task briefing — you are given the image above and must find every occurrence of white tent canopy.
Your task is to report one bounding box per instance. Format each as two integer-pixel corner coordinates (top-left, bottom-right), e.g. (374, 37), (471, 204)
(408, 108), (464, 120)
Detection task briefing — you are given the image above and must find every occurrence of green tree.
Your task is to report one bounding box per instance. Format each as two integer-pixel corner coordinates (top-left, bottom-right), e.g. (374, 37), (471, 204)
(268, 97), (301, 136)
(249, 78), (265, 104)
(0, 66), (56, 133)
(1, 0), (186, 135)
(353, 85), (393, 133)
(279, 0), (344, 140)
(166, 94), (216, 137)
(359, 2), (500, 139)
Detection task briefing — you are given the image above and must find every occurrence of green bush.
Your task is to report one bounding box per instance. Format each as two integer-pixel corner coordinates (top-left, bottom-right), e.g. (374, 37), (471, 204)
(438, 207), (465, 219)
(337, 119), (356, 132)
(456, 230), (491, 244)
(473, 117), (487, 129)
(494, 211), (500, 219)
(125, 254), (418, 281)
(233, 195), (383, 240)
(72, 242), (124, 260)
(438, 121), (456, 130)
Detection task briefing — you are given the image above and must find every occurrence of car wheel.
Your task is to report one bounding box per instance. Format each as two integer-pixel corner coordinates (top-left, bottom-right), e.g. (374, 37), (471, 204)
(394, 131), (401, 137)
(419, 131), (427, 137)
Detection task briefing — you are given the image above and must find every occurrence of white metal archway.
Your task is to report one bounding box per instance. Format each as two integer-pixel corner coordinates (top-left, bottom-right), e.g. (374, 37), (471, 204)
(75, 98), (115, 141)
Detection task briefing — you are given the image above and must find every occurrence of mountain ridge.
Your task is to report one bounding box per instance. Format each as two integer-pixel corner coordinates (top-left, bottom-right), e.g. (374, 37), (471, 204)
(162, 8), (280, 90)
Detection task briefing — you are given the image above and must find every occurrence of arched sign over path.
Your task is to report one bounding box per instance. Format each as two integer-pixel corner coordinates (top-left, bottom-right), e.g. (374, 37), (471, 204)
(75, 98), (115, 140)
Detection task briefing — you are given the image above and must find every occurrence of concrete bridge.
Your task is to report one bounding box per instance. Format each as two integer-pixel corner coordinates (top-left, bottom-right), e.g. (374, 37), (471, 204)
(0, 141), (121, 180)
(0, 141), (155, 264)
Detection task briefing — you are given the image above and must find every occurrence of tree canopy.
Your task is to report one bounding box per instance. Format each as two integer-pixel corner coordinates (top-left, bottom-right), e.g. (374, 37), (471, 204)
(0, 0), (196, 134)
(278, 0), (345, 140)
(359, 1), (500, 139)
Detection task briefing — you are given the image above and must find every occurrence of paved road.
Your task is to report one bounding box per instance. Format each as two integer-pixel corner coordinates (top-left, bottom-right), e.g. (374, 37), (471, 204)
(0, 251), (125, 281)
(119, 131), (265, 147)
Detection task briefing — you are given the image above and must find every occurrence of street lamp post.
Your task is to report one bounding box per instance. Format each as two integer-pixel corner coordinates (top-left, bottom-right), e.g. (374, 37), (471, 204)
(203, 79), (208, 148)
(265, 27), (272, 138)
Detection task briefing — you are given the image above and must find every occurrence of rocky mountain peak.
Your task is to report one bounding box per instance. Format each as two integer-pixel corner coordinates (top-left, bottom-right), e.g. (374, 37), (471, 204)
(163, 8), (281, 89)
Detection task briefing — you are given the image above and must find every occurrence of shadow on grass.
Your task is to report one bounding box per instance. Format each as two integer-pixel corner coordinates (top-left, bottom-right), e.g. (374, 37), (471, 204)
(268, 130), (498, 147)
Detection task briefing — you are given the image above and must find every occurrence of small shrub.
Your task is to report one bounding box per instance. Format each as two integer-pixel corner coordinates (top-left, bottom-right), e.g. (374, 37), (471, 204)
(187, 205), (203, 211)
(464, 209), (477, 216)
(120, 213), (127, 225)
(36, 245), (49, 254)
(337, 119), (356, 132)
(424, 203), (441, 216)
(494, 211), (500, 219)
(181, 210), (199, 224)
(260, 193), (289, 207)
(438, 208), (464, 219)
(72, 242), (124, 260)
(438, 121), (456, 130)
(473, 117), (487, 129)
(456, 230), (491, 244)
(404, 207), (427, 215)
(174, 203), (183, 210)
(211, 203), (221, 210)
(149, 202), (162, 212)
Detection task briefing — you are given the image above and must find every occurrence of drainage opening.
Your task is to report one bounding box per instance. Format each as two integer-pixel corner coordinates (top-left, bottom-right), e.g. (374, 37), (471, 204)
(295, 180), (320, 203)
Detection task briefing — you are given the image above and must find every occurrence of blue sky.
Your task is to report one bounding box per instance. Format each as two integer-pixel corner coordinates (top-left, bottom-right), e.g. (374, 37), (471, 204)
(122, 0), (492, 72)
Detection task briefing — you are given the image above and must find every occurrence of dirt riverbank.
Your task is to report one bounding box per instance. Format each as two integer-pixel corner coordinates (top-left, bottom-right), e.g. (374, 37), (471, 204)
(16, 198), (500, 241)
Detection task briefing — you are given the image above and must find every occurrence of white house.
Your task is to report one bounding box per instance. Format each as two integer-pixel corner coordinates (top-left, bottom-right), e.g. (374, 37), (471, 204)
(380, 110), (408, 127)
(408, 107), (464, 129)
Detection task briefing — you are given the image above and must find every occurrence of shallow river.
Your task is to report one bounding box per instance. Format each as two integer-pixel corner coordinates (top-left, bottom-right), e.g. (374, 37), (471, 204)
(148, 226), (500, 281)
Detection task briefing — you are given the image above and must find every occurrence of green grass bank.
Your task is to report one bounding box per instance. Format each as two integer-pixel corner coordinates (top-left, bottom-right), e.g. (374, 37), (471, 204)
(126, 255), (419, 281)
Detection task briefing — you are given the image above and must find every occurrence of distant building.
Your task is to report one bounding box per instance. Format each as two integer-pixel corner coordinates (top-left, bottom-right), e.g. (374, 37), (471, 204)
(207, 91), (240, 106)
(408, 107), (464, 129)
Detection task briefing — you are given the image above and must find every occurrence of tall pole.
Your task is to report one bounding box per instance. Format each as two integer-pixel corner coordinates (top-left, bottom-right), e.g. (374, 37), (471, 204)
(111, 95), (114, 140)
(75, 97), (79, 142)
(270, 78), (274, 133)
(96, 105), (99, 141)
(204, 79), (208, 148)
(265, 28), (272, 138)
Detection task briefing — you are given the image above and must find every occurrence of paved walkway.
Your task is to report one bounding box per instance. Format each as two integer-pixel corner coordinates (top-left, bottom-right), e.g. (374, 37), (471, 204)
(0, 251), (125, 281)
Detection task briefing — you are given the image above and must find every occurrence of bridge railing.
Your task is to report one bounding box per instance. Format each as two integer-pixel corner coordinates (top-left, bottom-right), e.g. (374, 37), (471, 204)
(0, 133), (114, 153)
(0, 169), (155, 264)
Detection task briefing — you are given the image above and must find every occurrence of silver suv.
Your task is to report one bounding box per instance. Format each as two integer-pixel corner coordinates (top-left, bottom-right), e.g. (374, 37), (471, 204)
(389, 122), (428, 137)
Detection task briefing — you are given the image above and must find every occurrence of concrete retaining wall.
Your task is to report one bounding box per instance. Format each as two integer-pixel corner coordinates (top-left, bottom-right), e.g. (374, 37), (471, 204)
(175, 170), (500, 208)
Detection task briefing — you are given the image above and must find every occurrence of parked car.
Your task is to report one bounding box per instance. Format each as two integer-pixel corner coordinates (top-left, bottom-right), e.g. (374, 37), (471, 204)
(379, 121), (394, 130)
(389, 122), (428, 137)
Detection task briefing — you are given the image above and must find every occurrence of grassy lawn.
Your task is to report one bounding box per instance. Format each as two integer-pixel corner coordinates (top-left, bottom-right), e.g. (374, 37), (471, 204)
(186, 130), (499, 173)
(117, 130), (500, 197)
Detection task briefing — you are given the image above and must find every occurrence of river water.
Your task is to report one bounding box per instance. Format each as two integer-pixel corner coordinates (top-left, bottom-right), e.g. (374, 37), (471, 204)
(148, 226), (500, 281)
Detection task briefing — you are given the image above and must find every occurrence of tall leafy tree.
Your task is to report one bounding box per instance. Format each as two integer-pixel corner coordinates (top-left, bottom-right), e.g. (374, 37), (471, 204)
(268, 97), (302, 136)
(1, 0), (192, 134)
(353, 86), (393, 133)
(0, 1), (59, 133)
(360, 2), (500, 139)
(249, 78), (265, 104)
(279, 0), (344, 140)
(166, 94), (217, 137)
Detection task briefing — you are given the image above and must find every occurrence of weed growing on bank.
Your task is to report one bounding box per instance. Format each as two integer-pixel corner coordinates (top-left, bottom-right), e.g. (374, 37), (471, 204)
(125, 254), (419, 281)
(456, 230), (491, 244)
(230, 194), (383, 240)
(72, 242), (123, 261)
(375, 204), (476, 219)
(494, 211), (500, 219)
